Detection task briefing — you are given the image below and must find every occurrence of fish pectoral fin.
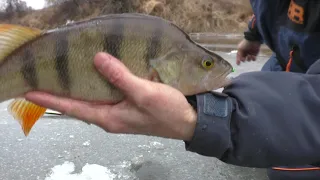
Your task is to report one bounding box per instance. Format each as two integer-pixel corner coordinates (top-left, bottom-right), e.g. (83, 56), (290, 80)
(8, 98), (47, 136)
(0, 24), (43, 63)
(148, 68), (161, 82)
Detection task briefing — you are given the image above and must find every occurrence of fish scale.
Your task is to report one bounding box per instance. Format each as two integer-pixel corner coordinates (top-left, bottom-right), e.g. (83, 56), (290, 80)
(0, 13), (233, 136)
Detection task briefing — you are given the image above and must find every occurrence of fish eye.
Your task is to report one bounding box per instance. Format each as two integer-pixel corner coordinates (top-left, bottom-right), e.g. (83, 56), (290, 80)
(201, 58), (214, 70)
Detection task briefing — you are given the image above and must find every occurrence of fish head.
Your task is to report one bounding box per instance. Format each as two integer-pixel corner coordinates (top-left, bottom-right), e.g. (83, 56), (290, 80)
(178, 48), (233, 95)
(151, 44), (233, 95)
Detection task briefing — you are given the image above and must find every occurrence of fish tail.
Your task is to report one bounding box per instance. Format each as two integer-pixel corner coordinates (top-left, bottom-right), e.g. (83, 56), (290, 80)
(8, 98), (47, 136)
(0, 24), (43, 63)
(0, 24), (45, 136)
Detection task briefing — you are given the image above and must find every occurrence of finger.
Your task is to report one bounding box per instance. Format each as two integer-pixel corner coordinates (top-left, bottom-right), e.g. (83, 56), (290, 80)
(252, 55), (257, 61)
(25, 91), (108, 125)
(236, 53), (240, 65)
(236, 51), (244, 65)
(249, 54), (257, 61)
(94, 52), (152, 101)
(240, 56), (246, 62)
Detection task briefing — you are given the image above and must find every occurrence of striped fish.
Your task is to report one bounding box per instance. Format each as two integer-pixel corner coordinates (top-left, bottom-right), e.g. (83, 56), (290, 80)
(0, 13), (233, 136)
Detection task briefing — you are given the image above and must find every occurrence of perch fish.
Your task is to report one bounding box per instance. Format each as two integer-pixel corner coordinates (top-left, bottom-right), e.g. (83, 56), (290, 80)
(0, 13), (233, 136)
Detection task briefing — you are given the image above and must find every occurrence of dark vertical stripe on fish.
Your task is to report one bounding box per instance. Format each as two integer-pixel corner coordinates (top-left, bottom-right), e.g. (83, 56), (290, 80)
(102, 20), (124, 60)
(101, 20), (125, 91)
(55, 33), (70, 92)
(146, 25), (163, 62)
(21, 48), (38, 89)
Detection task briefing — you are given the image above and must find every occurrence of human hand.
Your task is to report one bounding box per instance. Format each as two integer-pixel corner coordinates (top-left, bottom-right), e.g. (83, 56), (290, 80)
(236, 39), (261, 65)
(25, 52), (197, 141)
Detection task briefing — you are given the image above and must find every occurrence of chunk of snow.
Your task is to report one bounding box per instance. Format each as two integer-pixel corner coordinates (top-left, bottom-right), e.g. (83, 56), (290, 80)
(66, 20), (75, 25)
(150, 141), (164, 149)
(83, 140), (90, 146)
(45, 161), (116, 180)
(227, 50), (238, 55)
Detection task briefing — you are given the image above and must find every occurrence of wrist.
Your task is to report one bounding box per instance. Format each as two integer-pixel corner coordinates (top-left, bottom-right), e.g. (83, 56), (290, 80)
(184, 93), (233, 158)
(184, 95), (198, 141)
(244, 30), (263, 43)
(182, 107), (197, 141)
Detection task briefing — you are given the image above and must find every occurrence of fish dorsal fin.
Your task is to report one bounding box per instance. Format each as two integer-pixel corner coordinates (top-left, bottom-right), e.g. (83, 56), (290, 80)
(57, 13), (168, 28)
(168, 22), (222, 57)
(0, 24), (43, 63)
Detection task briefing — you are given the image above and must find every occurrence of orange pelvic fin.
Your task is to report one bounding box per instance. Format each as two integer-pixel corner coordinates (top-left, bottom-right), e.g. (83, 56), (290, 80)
(8, 98), (47, 136)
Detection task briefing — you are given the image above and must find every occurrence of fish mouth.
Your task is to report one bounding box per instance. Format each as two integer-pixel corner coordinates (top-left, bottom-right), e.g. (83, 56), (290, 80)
(204, 68), (233, 91)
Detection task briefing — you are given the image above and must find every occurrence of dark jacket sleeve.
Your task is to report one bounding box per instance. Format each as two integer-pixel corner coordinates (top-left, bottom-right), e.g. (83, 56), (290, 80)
(244, 14), (263, 43)
(185, 59), (320, 168)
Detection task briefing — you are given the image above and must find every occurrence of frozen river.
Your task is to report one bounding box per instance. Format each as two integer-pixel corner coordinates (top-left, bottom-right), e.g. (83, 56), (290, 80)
(0, 34), (271, 180)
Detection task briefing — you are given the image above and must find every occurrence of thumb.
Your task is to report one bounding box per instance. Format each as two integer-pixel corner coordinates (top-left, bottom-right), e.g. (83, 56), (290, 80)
(93, 52), (149, 99)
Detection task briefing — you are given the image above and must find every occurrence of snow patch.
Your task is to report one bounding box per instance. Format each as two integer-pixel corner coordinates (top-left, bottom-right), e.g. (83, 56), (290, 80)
(150, 141), (164, 149)
(0, 121), (8, 125)
(83, 140), (90, 146)
(138, 145), (150, 148)
(45, 161), (116, 180)
(227, 50), (238, 55)
(66, 20), (75, 25)
(138, 141), (164, 150)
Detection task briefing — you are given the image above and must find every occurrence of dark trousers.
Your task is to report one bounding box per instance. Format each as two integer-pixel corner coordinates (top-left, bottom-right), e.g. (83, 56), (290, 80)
(261, 53), (320, 180)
